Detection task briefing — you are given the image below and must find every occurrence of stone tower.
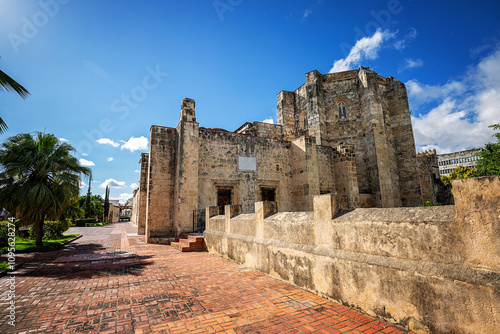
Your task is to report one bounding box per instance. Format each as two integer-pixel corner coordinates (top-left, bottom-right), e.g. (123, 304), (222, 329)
(277, 67), (421, 207)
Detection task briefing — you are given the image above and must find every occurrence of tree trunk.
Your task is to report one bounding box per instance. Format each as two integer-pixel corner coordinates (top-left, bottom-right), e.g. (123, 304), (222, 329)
(35, 219), (44, 247)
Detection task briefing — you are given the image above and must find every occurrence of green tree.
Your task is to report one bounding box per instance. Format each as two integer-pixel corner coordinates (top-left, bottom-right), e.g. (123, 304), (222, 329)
(441, 165), (477, 187)
(79, 194), (103, 219)
(59, 196), (83, 221)
(0, 133), (90, 246)
(0, 63), (30, 133)
(475, 123), (500, 176)
(89, 195), (103, 219)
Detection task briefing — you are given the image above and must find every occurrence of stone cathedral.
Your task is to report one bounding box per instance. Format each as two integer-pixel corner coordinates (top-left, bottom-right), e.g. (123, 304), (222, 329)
(132, 66), (440, 242)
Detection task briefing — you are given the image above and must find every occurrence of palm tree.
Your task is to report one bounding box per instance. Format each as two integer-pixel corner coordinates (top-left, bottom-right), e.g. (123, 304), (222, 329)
(0, 62), (31, 133)
(0, 132), (91, 246)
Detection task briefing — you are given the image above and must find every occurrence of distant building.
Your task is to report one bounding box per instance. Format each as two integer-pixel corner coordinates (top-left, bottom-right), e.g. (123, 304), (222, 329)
(438, 148), (482, 176)
(108, 203), (120, 223)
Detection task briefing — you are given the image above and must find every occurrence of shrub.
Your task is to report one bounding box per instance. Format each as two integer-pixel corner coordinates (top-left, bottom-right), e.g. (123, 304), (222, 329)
(43, 220), (71, 239)
(27, 220), (72, 240)
(423, 200), (442, 207)
(74, 218), (96, 227)
(0, 222), (9, 248)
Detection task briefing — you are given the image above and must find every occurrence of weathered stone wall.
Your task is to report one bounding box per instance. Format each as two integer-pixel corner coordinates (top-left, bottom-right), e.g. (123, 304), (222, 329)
(136, 153), (149, 235)
(277, 91), (297, 141)
(197, 129), (293, 213)
(384, 78), (422, 207)
(359, 69), (402, 208)
(205, 176), (500, 334)
(290, 136), (320, 211)
(235, 121), (283, 139)
(452, 176), (500, 270)
(416, 150), (441, 204)
(174, 120), (200, 234)
(145, 126), (176, 241)
(131, 188), (139, 225)
(317, 146), (336, 195)
(332, 144), (360, 208)
(196, 130), (359, 214)
(254, 122), (283, 139)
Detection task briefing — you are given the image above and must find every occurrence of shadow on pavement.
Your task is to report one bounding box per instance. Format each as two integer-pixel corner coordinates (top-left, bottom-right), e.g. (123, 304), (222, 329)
(13, 242), (154, 280)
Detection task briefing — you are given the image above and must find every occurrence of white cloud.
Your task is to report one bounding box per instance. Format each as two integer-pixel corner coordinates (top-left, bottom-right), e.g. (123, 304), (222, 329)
(406, 80), (466, 106)
(470, 44), (493, 58)
(394, 27), (418, 51)
(130, 183), (138, 189)
(79, 158), (95, 167)
(330, 29), (394, 73)
(80, 181), (86, 188)
(59, 138), (69, 142)
(403, 58), (423, 70)
(111, 193), (133, 204)
(107, 157), (114, 162)
(100, 178), (126, 189)
(81, 153), (88, 157)
(303, 9), (312, 19)
(97, 138), (120, 147)
(134, 170), (140, 173)
(262, 117), (275, 124)
(410, 48), (500, 153)
(121, 136), (148, 152)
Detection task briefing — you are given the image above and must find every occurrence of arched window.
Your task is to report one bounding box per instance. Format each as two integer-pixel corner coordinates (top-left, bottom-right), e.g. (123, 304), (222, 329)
(338, 102), (347, 120)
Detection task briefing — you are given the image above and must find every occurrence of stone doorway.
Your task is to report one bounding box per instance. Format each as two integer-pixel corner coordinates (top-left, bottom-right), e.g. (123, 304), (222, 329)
(217, 188), (232, 214)
(260, 187), (276, 202)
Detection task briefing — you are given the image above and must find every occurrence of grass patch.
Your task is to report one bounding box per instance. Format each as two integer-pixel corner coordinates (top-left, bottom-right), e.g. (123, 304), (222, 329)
(0, 261), (9, 271)
(1, 234), (80, 253)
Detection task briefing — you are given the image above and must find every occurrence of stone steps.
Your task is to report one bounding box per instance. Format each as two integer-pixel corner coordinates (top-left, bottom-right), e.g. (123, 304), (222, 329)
(171, 233), (205, 252)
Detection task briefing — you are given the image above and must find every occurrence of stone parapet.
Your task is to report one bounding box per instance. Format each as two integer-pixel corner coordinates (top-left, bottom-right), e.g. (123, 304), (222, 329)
(205, 178), (500, 334)
(452, 176), (500, 271)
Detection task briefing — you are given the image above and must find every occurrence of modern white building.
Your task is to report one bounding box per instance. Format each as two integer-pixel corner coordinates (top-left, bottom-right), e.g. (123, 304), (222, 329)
(437, 148), (482, 176)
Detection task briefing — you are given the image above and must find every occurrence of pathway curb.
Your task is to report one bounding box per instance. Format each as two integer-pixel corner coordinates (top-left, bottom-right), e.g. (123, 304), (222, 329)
(0, 234), (82, 278)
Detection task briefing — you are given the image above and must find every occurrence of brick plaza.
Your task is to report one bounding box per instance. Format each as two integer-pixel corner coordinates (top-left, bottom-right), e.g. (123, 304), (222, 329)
(0, 222), (412, 334)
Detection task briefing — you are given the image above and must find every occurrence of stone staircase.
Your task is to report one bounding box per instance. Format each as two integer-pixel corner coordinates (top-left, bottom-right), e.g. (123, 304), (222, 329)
(171, 233), (205, 252)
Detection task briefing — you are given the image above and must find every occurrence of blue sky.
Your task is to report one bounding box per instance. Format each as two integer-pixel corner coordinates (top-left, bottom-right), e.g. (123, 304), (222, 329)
(1, 0), (500, 202)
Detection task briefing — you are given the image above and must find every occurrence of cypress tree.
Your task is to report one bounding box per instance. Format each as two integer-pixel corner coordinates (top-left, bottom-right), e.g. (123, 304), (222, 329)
(84, 173), (92, 218)
(103, 185), (110, 222)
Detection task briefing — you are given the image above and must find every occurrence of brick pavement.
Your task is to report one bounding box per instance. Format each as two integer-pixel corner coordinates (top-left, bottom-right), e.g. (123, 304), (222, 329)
(0, 222), (414, 334)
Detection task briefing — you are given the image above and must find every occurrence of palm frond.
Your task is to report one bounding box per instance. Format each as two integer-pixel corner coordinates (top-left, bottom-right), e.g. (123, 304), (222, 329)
(0, 116), (8, 134)
(0, 69), (30, 99)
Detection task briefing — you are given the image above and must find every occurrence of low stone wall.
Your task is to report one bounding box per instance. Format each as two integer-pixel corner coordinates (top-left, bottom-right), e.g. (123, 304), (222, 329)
(204, 176), (500, 334)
